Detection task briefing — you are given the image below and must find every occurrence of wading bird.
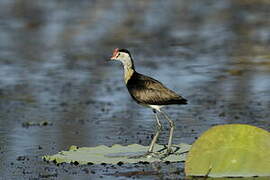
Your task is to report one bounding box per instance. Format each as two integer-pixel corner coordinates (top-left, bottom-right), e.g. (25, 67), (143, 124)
(109, 48), (187, 157)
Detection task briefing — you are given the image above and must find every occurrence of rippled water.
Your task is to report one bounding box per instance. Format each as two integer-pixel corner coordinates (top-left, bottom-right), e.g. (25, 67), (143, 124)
(0, 0), (270, 179)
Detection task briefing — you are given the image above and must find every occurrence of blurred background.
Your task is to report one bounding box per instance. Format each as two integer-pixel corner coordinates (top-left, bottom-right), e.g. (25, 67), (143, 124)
(0, 0), (270, 179)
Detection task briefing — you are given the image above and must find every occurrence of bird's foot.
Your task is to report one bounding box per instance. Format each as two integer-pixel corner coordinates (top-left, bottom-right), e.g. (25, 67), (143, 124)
(127, 145), (182, 159)
(127, 148), (175, 159)
(153, 145), (180, 159)
(127, 151), (163, 159)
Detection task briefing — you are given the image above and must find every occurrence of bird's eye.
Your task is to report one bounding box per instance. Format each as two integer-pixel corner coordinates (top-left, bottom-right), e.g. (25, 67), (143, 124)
(116, 53), (120, 58)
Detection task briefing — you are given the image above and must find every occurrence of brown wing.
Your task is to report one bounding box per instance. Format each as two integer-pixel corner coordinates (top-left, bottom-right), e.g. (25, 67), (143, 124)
(126, 73), (187, 105)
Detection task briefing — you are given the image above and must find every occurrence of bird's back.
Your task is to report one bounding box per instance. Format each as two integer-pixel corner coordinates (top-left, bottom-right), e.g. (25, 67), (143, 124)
(126, 72), (187, 106)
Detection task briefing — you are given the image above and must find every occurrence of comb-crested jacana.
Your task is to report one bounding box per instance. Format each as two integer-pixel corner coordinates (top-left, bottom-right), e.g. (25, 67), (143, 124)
(109, 48), (187, 157)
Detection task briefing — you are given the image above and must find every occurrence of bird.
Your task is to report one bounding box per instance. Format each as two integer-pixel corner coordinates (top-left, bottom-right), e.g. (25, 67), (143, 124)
(109, 48), (187, 157)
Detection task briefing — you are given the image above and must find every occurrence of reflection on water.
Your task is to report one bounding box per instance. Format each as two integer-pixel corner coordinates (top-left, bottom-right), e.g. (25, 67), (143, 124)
(0, 0), (269, 179)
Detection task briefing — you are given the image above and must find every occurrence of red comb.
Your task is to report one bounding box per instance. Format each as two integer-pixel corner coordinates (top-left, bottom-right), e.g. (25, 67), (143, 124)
(112, 48), (119, 57)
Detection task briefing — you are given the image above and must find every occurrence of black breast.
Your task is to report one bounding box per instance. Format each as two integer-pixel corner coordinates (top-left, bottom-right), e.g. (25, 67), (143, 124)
(126, 72), (187, 105)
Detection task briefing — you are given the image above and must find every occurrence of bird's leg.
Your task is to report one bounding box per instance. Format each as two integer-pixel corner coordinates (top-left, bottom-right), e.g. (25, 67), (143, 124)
(160, 110), (175, 154)
(147, 110), (162, 153)
(128, 110), (163, 159)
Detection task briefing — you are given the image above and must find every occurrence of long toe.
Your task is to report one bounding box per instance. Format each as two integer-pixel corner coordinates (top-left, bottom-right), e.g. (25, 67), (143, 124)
(166, 147), (173, 154)
(160, 145), (181, 154)
(128, 151), (165, 159)
(127, 151), (152, 159)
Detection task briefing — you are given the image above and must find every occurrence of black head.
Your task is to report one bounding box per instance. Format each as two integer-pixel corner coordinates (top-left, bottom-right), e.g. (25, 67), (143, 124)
(118, 49), (131, 57)
(118, 48), (130, 53)
(110, 48), (133, 60)
(110, 48), (135, 69)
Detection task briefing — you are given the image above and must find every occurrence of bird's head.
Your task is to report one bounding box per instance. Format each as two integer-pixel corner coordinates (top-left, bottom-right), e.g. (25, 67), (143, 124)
(110, 48), (132, 60)
(109, 48), (134, 69)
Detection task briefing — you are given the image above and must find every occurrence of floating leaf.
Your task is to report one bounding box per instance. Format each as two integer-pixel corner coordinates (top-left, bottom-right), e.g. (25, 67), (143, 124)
(43, 143), (191, 165)
(186, 177), (269, 180)
(185, 124), (270, 177)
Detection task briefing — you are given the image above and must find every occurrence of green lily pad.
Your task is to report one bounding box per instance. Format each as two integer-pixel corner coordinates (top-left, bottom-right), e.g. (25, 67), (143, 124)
(186, 177), (269, 180)
(185, 124), (270, 177)
(43, 143), (191, 165)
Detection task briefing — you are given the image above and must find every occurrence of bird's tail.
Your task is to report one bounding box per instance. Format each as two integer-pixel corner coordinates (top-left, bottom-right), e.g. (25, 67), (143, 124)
(177, 98), (187, 105)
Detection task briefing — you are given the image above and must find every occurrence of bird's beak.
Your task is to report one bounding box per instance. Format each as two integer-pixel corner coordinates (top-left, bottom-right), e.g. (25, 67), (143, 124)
(107, 55), (115, 61)
(110, 54), (119, 61)
(109, 56), (116, 61)
(109, 48), (119, 61)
